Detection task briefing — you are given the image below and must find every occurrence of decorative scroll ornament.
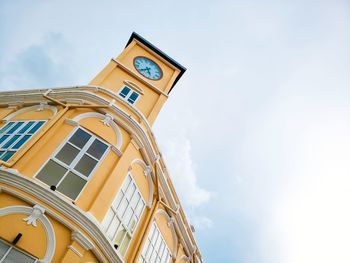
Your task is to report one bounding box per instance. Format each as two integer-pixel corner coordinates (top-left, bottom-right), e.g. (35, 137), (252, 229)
(23, 204), (45, 227)
(101, 114), (113, 126)
(36, 102), (48, 111)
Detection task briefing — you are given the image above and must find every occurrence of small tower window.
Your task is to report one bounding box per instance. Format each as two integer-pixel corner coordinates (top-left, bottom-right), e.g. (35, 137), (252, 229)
(0, 120), (46, 162)
(118, 86), (140, 104)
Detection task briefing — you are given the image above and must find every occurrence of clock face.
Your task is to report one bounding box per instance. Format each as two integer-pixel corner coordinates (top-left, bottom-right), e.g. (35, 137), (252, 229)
(133, 56), (163, 80)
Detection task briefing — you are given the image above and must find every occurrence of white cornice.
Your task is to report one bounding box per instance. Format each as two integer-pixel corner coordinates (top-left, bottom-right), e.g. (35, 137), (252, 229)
(0, 86), (203, 261)
(0, 169), (123, 263)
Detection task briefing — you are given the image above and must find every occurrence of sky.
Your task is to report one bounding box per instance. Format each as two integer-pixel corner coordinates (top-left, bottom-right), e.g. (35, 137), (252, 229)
(1, 0), (350, 262)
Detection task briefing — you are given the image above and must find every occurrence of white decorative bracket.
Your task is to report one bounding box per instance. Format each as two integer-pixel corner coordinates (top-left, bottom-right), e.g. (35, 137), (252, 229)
(36, 102), (48, 111)
(100, 113), (113, 127)
(65, 118), (79, 126)
(71, 231), (94, 251)
(23, 204), (45, 227)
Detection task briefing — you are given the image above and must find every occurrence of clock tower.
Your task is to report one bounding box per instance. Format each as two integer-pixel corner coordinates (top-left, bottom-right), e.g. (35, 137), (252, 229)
(0, 33), (202, 263)
(90, 32), (186, 125)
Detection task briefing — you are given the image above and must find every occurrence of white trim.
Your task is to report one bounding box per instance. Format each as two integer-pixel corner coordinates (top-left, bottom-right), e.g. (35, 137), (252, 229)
(0, 205), (55, 263)
(71, 231), (94, 250)
(129, 159), (154, 208)
(3, 104), (57, 121)
(0, 171), (123, 263)
(67, 245), (83, 258)
(0, 87), (200, 260)
(71, 112), (122, 150)
(118, 85), (140, 105)
(123, 80), (144, 94)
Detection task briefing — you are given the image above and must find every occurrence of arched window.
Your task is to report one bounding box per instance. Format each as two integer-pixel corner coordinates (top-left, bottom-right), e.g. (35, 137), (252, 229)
(0, 238), (38, 263)
(138, 222), (172, 263)
(35, 127), (109, 200)
(0, 120), (46, 161)
(101, 173), (146, 257)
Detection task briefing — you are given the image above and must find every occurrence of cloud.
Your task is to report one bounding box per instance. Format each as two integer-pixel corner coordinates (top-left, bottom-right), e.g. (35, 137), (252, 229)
(0, 32), (74, 91)
(160, 134), (212, 207)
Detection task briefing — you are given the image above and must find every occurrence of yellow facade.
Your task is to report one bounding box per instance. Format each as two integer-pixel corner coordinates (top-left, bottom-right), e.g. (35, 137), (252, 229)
(0, 33), (202, 263)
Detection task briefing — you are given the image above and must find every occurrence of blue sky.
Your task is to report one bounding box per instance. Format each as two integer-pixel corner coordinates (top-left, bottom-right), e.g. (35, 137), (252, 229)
(1, 1), (350, 262)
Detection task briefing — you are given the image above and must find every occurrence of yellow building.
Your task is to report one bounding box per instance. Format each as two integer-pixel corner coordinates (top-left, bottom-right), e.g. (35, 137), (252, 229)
(0, 33), (203, 263)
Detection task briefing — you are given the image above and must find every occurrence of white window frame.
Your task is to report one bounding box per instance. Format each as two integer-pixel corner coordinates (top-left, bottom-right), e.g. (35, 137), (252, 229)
(35, 126), (110, 200)
(0, 238), (38, 263)
(118, 85), (140, 105)
(138, 221), (172, 263)
(102, 173), (146, 257)
(0, 120), (46, 161)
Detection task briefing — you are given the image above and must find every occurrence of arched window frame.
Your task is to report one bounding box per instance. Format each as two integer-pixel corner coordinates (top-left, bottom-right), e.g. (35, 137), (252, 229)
(35, 125), (110, 201)
(101, 173), (146, 258)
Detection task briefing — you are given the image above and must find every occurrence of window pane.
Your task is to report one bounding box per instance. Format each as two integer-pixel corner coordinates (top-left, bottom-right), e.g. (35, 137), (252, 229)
(1, 151), (15, 161)
(36, 160), (67, 186)
(125, 183), (136, 201)
(4, 247), (36, 263)
(0, 135), (9, 145)
(130, 192), (141, 209)
(74, 154), (97, 177)
(57, 172), (86, 199)
(106, 217), (120, 240)
(27, 121), (44, 134)
(69, 128), (91, 148)
(8, 122), (24, 133)
(87, 139), (108, 159)
(117, 199), (128, 218)
(127, 92), (139, 104)
(12, 135), (31, 149)
(2, 135), (20, 148)
(119, 86), (130, 98)
(102, 209), (114, 231)
(122, 175), (132, 192)
(55, 143), (79, 165)
(119, 233), (131, 256)
(18, 121), (34, 133)
(0, 122), (14, 134)
(123, 206), (133, 225)
(0, 240), (10, 258)
(135, 200), (145, 218)
(112, 192), (123, 209)
(114, 225), (127, 247)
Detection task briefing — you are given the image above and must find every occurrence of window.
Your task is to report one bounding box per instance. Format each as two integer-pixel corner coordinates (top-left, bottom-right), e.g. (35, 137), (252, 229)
(36, 127), (109, 200)
(0, 120), (45, 161)
(118, 86), (140, 104)
(102, 174), (146, 257)
(138, 222), (172, 263)
(0, 239), (38, 263)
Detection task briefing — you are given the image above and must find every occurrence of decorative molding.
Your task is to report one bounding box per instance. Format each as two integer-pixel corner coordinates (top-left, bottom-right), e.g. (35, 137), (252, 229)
(129, 159), (154, 208)
(23, 204), (45, 227)
(36, 102), (48, 111)
(64, 118), (79, 126)
(68, 245), (83, 258)
(100, 113), (113, 127)
(4, 104), (58, 121)
(0, 205), (56, 263)
(110, 146), (122, 157)
(123, 80), (144, 94)
(0, 87), (199, 259)
(155, 208), (178, 258)
(71, 231), (94, 251)
(0, 170), (123, 263)
(72, 112), (123, 150)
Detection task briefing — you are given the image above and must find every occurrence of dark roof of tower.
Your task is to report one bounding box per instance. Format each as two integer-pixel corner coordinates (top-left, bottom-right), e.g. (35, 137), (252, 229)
(126, 32), (186, 93)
